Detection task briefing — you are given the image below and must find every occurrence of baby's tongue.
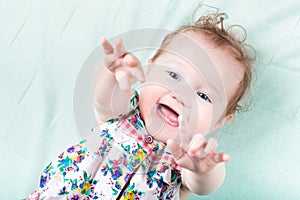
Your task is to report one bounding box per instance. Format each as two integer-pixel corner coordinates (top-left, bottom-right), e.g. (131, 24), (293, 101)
(159, 104), (179, 126)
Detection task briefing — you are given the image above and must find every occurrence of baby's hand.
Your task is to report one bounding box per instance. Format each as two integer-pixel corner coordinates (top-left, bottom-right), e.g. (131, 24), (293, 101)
(101, 37), (145, 91)
(167, 116), (230, 174)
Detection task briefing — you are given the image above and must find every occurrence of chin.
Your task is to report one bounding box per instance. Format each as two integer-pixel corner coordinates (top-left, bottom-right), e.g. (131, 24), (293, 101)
(152, 132), (174, 144)
(151, 120), (179, 144)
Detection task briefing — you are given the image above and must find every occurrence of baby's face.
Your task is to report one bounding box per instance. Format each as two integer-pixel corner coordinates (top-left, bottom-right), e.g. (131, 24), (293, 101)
(139, 31), (243, 143)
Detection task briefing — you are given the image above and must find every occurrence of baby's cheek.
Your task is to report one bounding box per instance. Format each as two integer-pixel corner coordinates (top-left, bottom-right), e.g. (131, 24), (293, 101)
(195, 106), (214, 135)
(139, 85), (168, 119)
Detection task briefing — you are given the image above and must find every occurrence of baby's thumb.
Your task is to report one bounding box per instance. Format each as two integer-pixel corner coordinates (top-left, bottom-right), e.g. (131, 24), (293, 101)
(115, 70), (130, 91)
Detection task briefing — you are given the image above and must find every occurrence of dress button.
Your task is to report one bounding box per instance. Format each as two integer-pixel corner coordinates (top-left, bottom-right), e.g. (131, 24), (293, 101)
(162, 184), (168, 192)
(145, 135), (153, 144)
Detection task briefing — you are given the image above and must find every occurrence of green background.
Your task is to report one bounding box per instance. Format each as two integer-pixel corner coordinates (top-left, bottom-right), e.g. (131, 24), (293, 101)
(0, 0), (299, 199)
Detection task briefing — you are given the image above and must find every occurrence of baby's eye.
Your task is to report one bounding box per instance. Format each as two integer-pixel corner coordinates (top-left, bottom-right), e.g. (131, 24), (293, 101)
(167, 71), (181, 81)
(196, 92), (211, 103)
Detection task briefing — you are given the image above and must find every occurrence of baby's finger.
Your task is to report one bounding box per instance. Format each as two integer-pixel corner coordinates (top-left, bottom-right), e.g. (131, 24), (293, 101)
(193, 138), (218, 159)
(123, 53), (144, 82)
(123, 54), (139, 67)
(204, 138), (218, 154)
(166, 138), (185, 160)
(130, 67), (145, 83)
(167, 138), (196, 170)
(187, 134), (205, 157)
(115, 39), (126, 57)
(213, 153), (231, 163)
(101, 37), (114, 54)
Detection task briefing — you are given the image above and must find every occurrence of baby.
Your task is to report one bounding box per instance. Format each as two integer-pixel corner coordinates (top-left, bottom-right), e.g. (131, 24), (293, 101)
(29, 12), (253, 199)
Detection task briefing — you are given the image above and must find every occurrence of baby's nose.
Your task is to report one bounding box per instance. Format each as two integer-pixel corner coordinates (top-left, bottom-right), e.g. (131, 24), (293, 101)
(170, 90), (192, 108)
(170, 93), (183, 105)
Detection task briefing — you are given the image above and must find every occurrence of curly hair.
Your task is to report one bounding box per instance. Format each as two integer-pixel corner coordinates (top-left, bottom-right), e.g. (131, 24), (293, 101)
(152, 12), (255, 116)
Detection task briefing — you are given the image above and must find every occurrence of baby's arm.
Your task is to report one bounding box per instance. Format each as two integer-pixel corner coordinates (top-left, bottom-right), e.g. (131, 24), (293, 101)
(168, 118), (230, 195)
(94, 38), (145, 123)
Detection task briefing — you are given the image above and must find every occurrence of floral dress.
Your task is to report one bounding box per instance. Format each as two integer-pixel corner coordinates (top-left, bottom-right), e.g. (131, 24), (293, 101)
(37, 91), (182, 199)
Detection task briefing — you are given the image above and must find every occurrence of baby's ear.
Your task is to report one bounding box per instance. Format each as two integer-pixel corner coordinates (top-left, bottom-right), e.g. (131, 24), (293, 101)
(145, 59), (153, 74)
(213, 114), (234, 131)
(224, 113), (234, 123)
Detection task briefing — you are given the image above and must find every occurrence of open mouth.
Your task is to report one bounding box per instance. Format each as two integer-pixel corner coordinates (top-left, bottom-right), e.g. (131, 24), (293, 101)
(157, 104), (179, 127)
